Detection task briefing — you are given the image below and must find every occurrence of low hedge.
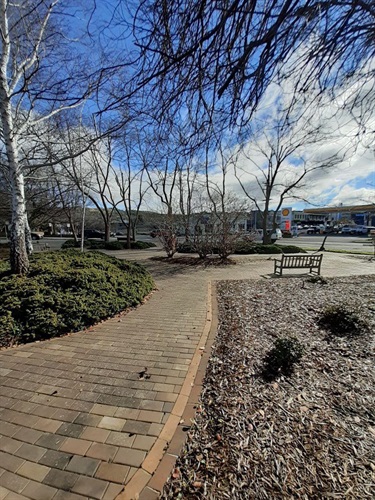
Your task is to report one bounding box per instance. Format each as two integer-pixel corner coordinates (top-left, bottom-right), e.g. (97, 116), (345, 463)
(239, 243), (283, 254)
(0, 251), (154, 347)
(177, 241), (306, 255)
(61, 239), (156, 250)
(131, 241), (156, 250)
(278, 245), (307, 254)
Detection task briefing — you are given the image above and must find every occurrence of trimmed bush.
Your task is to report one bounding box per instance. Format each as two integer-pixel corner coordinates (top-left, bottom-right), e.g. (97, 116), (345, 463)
(0, 251), (154, 347)
(130, 241), (156, 249)
(278, 245), (307, 254)
(262, 337), (305, 380)
(236, 243), (283, 254)
(61, 239), (84, 249)
(88, 240), (106, 249)
(103, 241), (122, 250)
(318, 305), (370, 338)
(62, 239), (157, 251)
(178, 241), (307, 255)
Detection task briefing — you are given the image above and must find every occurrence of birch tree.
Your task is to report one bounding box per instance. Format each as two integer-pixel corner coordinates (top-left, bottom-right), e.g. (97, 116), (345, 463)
(0, 0), (94, 274)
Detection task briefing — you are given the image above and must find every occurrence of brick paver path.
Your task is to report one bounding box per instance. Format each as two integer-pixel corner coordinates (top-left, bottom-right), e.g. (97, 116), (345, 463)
(0, 251), (374, 499)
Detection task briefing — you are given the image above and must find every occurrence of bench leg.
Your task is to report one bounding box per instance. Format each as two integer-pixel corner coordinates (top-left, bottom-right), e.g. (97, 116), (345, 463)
(274, 262), (282, 276)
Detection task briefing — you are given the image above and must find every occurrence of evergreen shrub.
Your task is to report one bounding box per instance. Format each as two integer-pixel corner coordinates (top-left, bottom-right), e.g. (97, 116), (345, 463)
(0, 251), (154, 347)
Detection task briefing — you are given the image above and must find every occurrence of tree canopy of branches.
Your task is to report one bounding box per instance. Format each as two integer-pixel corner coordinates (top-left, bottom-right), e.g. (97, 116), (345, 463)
(234, 75), (342, 243)
(131, 0), (374, 137)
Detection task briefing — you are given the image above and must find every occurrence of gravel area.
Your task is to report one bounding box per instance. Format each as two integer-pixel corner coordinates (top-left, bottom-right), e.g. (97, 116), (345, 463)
(162, 275), (375, 499)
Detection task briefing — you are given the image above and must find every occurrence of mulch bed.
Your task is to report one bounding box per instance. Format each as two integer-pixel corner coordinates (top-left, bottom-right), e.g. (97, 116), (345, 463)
(162, 275), (375, 499)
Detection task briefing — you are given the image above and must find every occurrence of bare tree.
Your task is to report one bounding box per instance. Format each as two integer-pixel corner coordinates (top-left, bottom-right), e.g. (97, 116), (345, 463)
(129, 0), (374, 139)
(113, 128), (152, 248)
(0, 0), (97, 274)
(146, 155), (180, 257)
(234, 80), (341, 243)
(50, 166), (82, 241)
(197, 140), (249, 258)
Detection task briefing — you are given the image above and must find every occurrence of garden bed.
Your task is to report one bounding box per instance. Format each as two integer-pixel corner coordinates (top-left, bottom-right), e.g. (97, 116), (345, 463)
(163, 275), (375, 499)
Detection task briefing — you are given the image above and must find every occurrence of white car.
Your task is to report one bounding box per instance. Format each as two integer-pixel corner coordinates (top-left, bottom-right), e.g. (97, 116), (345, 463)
(341, 226), (356, 235)
(354, 225), (369, 235)
(252, 228), (282, 243)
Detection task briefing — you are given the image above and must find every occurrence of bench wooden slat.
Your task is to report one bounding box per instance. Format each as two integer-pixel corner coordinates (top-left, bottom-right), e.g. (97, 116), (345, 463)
(274, 254), (323, 276)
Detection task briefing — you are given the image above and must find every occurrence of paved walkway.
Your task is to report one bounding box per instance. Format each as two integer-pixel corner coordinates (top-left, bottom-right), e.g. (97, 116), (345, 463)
(0, 251), (374, 500)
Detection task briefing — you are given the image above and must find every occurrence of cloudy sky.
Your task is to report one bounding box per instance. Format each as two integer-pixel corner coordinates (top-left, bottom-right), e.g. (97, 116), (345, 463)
(202, 68), (375, 212)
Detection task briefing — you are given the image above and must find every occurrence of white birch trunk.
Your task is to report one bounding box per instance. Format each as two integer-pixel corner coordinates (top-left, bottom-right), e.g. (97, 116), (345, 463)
(18, 169), (34, 255)
(0, 0), (29, 273)
(0, 87), (29, 274)
(6, 140), (29, 274)
(24, 205), (34, 256)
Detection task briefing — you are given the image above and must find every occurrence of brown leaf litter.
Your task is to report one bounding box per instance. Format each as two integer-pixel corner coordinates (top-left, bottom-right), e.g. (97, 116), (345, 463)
(162, 275), (375, 499)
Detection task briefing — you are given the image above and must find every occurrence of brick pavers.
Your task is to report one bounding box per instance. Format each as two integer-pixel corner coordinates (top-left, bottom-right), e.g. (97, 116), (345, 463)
(0, 251), (374, 499)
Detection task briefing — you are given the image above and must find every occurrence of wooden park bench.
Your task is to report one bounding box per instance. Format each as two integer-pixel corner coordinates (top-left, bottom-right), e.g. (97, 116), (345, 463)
(274, 254), (323, 276)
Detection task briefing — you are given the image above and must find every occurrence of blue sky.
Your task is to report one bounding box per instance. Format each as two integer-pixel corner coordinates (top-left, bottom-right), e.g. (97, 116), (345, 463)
(72, 2), (375, 213)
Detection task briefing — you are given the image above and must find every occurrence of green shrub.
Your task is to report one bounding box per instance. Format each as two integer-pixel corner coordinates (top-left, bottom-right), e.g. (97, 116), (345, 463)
(318, 305), (369, 338)
(262, 337), (305, 380)
(61, 239), (84, 249)
(233, 242), (306, 255)
(177, 241), (195, 253)
(88, 240), (106, 249)
(0, 251), (154, 347)
(62, 240), (157, 251)
(278, 245), (307, 254)
(104, 241), (123, 250)
(130, 241), (157, 249)
(236, 243), (283, 254)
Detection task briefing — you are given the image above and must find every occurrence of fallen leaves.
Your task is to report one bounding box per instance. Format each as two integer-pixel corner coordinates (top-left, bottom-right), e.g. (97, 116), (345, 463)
(162, 275), (375, 499)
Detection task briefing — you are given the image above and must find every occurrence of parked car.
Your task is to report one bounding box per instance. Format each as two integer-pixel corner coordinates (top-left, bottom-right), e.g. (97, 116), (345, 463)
(83, 229), (105, 239)
(306, 226), (320, 234)
(290, 225), (300, 237)
(31, 231), (44, 240)
(354, 225), (370, 235)
(252, 228), (282, 243)
(340, 225), (356, 235)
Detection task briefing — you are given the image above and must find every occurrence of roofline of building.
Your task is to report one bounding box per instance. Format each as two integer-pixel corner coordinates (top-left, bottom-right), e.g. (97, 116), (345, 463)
(303, 204), (375, 214)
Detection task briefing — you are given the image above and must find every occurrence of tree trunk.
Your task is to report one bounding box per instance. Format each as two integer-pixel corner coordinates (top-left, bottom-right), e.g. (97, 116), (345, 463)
(22, 177), (33, 255)
(0, 34), (30, 274)
(131, 222), (136, 242)
(0, 114), (29, 272)
(71, 224), (78, 243)
(104, 222), (111, 243)
(24, 213), (33, 256)
(262, 216), (272, 244)
(126, 223), (132, 249)
(9, 169), (29, 274)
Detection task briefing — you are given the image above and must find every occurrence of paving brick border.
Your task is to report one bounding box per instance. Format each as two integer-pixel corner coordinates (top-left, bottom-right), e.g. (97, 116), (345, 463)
(116, 282), (218, 500)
